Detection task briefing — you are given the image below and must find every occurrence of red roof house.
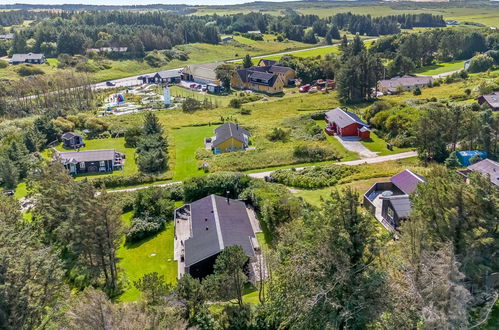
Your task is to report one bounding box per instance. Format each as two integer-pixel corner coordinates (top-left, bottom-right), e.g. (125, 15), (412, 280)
(324, 107), (371, 139)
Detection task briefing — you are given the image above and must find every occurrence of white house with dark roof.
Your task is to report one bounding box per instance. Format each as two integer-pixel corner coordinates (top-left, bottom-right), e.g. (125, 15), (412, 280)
(174, 195), (262, 279)
(10, 53), (46, 65)
(377, 75), (433, 94)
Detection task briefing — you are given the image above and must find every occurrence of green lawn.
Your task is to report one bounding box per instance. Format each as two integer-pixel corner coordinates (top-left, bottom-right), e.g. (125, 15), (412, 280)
(415, 60), (467, 76)
(0, 58), (60, 80)
(172, 125), (215, 181)
(361, 132), (412, 156)
(117, 213), (177, 302)
(169, 85), (235, 107)
(52, 137), (138, 178)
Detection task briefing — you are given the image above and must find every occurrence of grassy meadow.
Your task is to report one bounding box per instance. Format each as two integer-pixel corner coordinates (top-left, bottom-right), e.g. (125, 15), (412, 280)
(415, 59), (468, 76)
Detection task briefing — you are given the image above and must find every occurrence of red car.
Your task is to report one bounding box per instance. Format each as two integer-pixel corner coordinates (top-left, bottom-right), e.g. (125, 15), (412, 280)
(299, 84), (311, 93)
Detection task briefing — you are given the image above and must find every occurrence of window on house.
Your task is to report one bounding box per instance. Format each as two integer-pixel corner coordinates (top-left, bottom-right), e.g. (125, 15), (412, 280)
(79, 162), (85, 169)
(387, 207), (394, 220)
(100, 161), (106, 167)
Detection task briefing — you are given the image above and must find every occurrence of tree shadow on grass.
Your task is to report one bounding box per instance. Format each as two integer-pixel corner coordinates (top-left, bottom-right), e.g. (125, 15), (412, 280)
(123, 224), (169, 249)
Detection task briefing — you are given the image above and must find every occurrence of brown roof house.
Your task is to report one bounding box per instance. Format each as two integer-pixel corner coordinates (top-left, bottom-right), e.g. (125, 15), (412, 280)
(478, 92), (499, 111)
(364, 169), (426, 231)
(174, 195), (263, 279)
(377, 75), (433, 94)
(55, 149), (125, 175)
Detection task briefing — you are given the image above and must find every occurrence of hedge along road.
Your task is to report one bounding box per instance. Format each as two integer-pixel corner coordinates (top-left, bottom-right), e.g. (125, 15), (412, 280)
(103, 150), (417, 194)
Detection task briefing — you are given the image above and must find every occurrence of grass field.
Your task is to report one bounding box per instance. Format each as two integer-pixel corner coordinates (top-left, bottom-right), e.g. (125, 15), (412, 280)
(361, 132), (412, 156)
(415, 59), (467, 76)
(172, 125), (214, 181)
(117, 213), (177, 302)
(169, 85), (235, 107)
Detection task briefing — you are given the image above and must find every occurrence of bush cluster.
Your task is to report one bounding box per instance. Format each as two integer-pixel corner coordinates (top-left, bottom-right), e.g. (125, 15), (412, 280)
(293, 144), (340, 161)
(126, 215), (165, 243)
(271, 165), (359, 188)
(283, 115), (325, 141)
(88, 173), (171, 189)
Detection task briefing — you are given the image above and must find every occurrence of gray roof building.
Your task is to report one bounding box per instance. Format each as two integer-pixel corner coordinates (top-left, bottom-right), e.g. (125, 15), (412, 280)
(378, 75), (433, 94)
(55, 149), (117, 164)
(213, 122), (250, 148)
(478, 92), (499, 111)
(174, 195), (257, 278)
(390, 169), (426, 195)
(325, 107), (369, 129)
(466, 159), (499, 187)
(10, 53), (45, 64)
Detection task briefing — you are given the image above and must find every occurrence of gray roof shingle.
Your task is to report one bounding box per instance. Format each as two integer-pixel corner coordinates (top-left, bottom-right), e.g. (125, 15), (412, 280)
(378, 75), (433, 92)
(213, 122), (250, 147)
(325, 107), (368, 128)
(468, 159), (499, 187)
(390, 169), (426, 195)
(11, 53), (45, 62)
(184, 195), (255, 267)
(55, 149), (116, 164)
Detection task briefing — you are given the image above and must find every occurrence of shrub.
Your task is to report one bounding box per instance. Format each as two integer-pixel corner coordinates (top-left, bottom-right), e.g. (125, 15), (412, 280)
(126, 215), (165, 243)
(229, 98), (242, 108)
(413, 87), (421, 96)
(0, 60), (8, 68)
(467, 54), (494, 73)
(133, 187), (176, 218)
(271, 165), (359, 188)
(17, 65), (44, 77)
(89, 173), (171, 189)
(293, 144), (340, 161)
(75, 61), (100, 73)
(182, 97), (202, 113)
(267, 127), (289, 142)
(239, 108), (252, 115)
(144, 52), (166, 67)
(183, 172), (252, 202)
(124, 125), (142, 147)
(283, 115), (325, 141)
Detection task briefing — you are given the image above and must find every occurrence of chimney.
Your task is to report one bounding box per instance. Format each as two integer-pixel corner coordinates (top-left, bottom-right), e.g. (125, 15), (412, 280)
(236, 123), (239, 130)
(226, 190), (230, 204)
(206, 227), (209, 231)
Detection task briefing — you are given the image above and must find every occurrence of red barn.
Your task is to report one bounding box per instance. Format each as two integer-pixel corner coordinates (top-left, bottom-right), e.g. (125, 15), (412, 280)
(324, 107), (371, 139)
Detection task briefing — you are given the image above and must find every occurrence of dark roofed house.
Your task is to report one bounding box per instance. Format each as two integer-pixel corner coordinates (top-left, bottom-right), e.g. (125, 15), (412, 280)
(231, 64), (293, 94)
(459, 159), (499, 187)
(478, 92), (499, 111)
(174, 195), (259, 279)
(61, 132), (85, 149)
(55, 149), (125, 175)
(138, 69), (181, 84)
(363, 169), (426, 231)
(378, 75), (433, 94)
(0, 34), (14, 40)
(10, 53), (46, 65)
(324, 107), (371, 139)
(210, 121), (251, 154)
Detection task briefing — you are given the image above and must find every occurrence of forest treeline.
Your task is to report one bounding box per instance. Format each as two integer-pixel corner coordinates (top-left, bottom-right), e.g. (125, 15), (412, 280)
(0, 10), (446, 58)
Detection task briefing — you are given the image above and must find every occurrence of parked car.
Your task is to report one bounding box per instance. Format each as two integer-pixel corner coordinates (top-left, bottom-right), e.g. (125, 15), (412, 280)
(308, 86), (318, 93)
(189, 83), (197, 89)
(299, 84), (311, 93)
(106, 81), (116, 86)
